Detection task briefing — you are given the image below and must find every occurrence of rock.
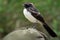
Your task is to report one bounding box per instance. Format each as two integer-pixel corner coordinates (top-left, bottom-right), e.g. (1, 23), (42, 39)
(3, 28), (48, 40)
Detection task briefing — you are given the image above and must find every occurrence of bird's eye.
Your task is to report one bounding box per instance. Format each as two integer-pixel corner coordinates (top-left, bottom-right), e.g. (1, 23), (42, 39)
(29, 4), (31, 5)
(29, 4), (32, 6)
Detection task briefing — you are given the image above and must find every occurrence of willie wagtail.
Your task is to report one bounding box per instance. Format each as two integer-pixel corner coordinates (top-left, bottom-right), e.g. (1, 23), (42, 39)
(23, 3), (57, 37)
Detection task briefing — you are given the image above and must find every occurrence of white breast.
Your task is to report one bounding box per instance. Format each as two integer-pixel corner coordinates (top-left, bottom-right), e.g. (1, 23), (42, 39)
(23, 8), (37, 23)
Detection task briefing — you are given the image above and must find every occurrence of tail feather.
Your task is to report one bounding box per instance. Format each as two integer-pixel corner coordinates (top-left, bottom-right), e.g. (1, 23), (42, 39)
(43, 23), (57, 37)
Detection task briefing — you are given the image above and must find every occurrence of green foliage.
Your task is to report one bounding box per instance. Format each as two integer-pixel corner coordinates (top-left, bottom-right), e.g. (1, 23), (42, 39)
(0, 28), (4, 33)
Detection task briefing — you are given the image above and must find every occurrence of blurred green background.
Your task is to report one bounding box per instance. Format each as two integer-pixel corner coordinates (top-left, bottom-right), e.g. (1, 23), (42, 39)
(0, 0), (60, 40)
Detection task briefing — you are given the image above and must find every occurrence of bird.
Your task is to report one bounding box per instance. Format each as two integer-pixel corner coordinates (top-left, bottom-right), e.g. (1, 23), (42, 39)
(23, 2), (57, 37)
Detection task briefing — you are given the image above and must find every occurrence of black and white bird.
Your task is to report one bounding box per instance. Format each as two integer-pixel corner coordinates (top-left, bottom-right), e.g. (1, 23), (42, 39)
(23, 3), (57, 37)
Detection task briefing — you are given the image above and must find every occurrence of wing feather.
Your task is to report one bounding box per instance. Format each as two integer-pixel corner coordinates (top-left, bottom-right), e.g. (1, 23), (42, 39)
(27, 7), (45, 23)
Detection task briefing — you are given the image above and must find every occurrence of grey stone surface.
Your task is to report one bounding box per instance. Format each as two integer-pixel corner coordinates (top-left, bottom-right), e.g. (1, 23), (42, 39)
(3, 28), (48, 40)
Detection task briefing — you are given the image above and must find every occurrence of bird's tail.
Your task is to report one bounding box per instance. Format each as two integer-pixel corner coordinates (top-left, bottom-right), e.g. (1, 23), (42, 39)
(43, 23), (57, 37)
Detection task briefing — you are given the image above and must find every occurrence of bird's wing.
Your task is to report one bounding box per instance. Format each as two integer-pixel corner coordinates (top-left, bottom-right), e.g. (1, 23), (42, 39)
(27, 7), (57, 37)
(27, 7), (45, 23)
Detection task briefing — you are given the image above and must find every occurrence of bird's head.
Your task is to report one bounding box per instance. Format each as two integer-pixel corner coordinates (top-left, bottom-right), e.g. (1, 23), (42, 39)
(23, 3), (34, 8)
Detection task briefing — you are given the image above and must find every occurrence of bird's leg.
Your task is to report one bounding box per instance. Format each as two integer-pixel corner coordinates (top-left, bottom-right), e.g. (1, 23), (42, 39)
(32, 23), (38, 28)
